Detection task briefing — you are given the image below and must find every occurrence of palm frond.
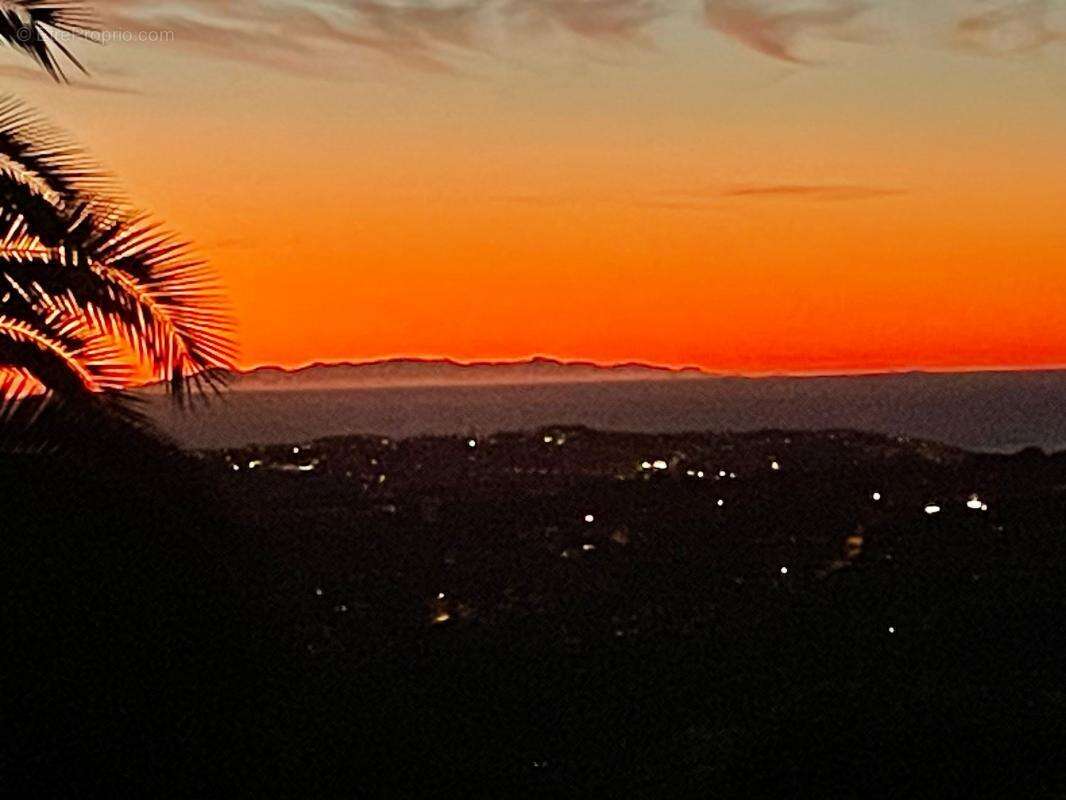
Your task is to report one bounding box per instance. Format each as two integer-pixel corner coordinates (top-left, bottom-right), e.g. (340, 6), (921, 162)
(0, 311), (131, 394)
(0, 95), (115, 204)
(0, 99), (236, 404)
(85, 217), (238, 391)
(0, 209), (237, 396)
(0, 1), (96, 81)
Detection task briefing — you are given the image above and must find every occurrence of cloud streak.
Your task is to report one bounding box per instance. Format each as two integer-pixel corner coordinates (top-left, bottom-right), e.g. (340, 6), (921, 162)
(504, 0), (666, 45)
(701, 0), (874, 63)
(84, 0), (1066, 75)
(93, 0), (491, 74)
(953, 0), (1066, 56)
(91, 0), (666, 75)
(722, 184), (905, 200)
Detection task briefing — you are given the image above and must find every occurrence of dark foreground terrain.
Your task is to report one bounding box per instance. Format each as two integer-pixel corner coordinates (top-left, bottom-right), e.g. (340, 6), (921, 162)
(6, 427), (1066, 796)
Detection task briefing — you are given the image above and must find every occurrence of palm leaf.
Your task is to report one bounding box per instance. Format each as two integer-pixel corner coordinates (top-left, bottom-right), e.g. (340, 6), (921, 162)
(0, 95), (115, 204)
(0, 99), (236, 404)
(0, 1), (95, 81)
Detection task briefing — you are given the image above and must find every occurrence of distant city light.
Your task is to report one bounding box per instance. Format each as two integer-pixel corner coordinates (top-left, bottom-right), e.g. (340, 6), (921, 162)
(872, 492), (881, 501)
(966, 495), (984, 510)
(544, 435), (554, 444)
(584, 514), (595, 523)
(697, 471), (705, 479)
(924, 504), (941, 515)
(888, 626), (896, 634)
(248, 460), (262, 469)
(582, 543), (596, 551)
(437, 592), (445, 600)
(719, 470), (727, 478)
(293, 446), (300, 455)
(652, 460), (668, 470)
(780, 566), (788, 575)
(717, 499), (725, 507)
(640, 461), (652, 470)
(467, 439), (477, 448)
(231, 464), (240, 472)
(314, 587), (323, 596)
(771, 461), (780, 471)
(297, 464), (315, 472)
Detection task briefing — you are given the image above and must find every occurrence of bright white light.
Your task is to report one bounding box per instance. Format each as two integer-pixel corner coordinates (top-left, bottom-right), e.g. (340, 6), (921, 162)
(771, 461), (780, 471)
(981, 503), (988, 512)
(293, 447), (300, 455)
(314, 588), (323, 596)
(543, 435), (553, 443)
(719, 470), (727, 478)
(888, 626), (896, 634)
(697, 471), (705, 479)
(966, 495), (983, 510)
(717, 499), (725, 507)
(248, 460), (261, 469)
(924, 504), (941, 515)
(582, 543), (596, 551)
(652, 460), (668, 470)
(872, 492), (881, 501)
(437, 592), (445, 600)
(231, 464), (240, 472)
(686, 470), (695, 477)
(584, 514), (595, 523)
(780, 567), (788, 575)
(298, 464), (315, 472)
(640, 461), (652, 470)
(467, 439), (477, 448)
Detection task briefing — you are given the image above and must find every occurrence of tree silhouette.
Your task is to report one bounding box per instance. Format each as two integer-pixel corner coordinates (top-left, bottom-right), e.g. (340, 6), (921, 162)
(0, 2), (234, 434)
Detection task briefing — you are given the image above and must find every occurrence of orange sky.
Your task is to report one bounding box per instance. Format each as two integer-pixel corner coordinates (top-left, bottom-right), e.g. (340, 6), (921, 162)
(9, 1), (1066, 373)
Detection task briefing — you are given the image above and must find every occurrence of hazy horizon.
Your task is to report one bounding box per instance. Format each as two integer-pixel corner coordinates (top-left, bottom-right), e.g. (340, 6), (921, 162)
(149, 369), (1066, 452)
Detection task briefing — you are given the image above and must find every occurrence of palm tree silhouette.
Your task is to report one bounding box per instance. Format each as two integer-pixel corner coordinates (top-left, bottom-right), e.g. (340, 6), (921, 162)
(0, 2), (235, 429)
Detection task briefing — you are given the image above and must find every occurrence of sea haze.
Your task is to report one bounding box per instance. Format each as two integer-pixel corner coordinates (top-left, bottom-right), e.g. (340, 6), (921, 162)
(144, 366), (1066, 453)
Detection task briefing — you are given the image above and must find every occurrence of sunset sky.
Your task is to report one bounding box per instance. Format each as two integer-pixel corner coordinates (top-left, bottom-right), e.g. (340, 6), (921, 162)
(8, 0), (1066, 374)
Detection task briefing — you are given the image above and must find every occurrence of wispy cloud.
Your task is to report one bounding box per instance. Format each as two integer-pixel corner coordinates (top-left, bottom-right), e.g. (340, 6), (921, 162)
(504, 0), (665, 45)
(723, 183), (905, 200)
(953, 0), (1066, 56)
(82, 1), (1066, 76)
(92, 0), (665, 75)
(701, 0), (874, 64)
(93, 0), (491, 74)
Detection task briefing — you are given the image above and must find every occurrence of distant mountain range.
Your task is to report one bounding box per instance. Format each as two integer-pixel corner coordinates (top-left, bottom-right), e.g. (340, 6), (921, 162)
(160, 357), (711, 392)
